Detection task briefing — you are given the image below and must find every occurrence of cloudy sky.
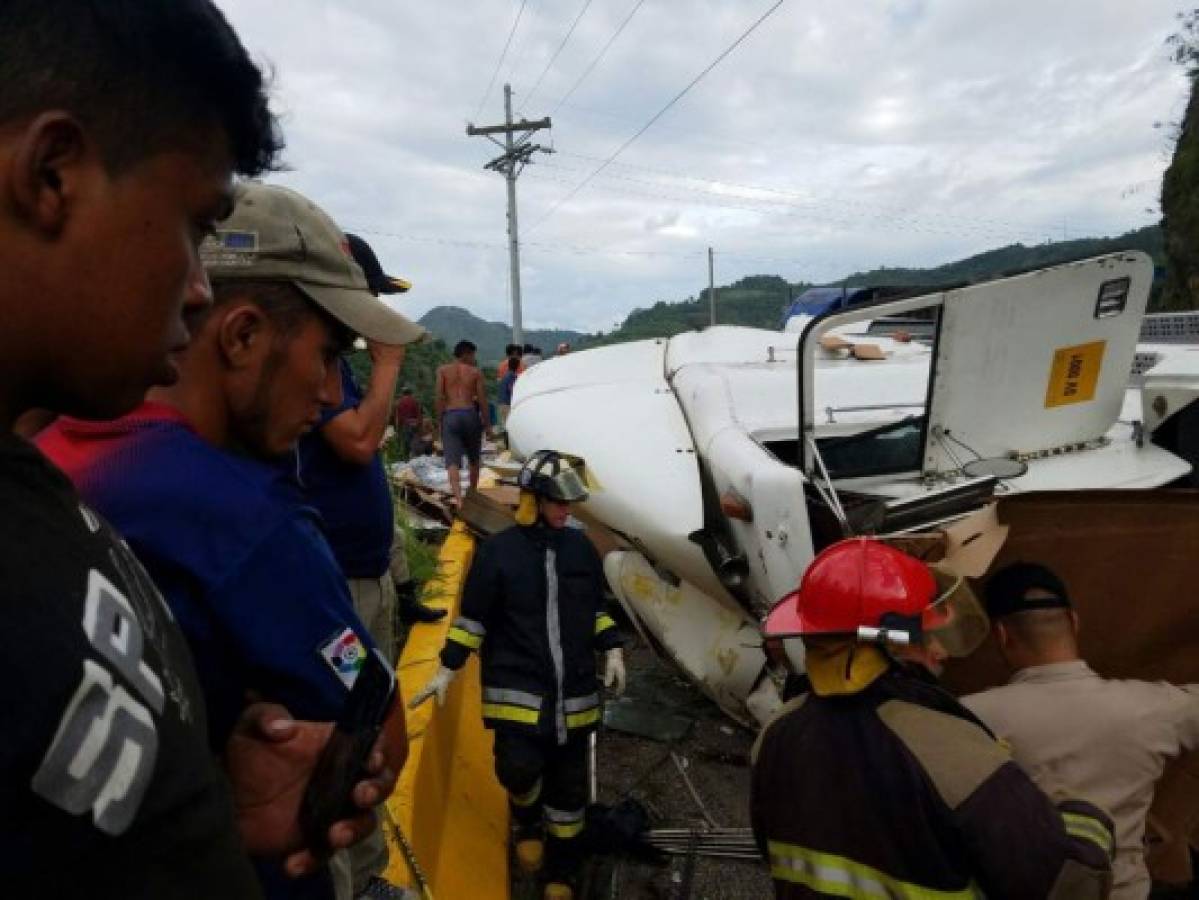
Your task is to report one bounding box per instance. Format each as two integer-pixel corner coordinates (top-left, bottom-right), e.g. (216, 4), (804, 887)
(218, 0), (1193, 334)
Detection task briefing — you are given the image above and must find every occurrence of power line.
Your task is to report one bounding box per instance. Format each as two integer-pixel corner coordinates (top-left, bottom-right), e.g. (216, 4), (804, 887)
(473, 0), (530, 121)
(550, 0), (649, 116)
(524, 166), (1063, 245)
(551, 150), (1049, 237)
(534, 157), (1053, 243)
(501, 0), (541, 99)
(519, 0), (596, 115)
(530, 0), (786, 233)
(342, 224), (828, 269)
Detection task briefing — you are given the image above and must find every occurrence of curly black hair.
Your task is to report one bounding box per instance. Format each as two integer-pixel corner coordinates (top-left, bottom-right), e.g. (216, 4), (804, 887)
(0, 0), (283, 176)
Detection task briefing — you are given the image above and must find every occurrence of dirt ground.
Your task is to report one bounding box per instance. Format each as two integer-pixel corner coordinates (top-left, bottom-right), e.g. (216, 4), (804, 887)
(583, 630), (774, 900)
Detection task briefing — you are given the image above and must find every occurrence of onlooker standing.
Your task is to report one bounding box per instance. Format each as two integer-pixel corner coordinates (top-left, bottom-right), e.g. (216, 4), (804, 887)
(0, 4), (393, 898)
(435, 340), (489, 507)
(288, 231), (438, 898)
(497, 343), (524, 380)
(555, 342), (571, 356)
(393, 386), (421, 459)
(496, 345), (522, 428)
(410, 416), (436, 457)
(39, 184), (414, 900)
(520, 343), (545, 370)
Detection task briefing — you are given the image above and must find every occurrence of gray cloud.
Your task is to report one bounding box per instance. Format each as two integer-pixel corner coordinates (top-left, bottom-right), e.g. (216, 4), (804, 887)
(218, 0), (1192, 333)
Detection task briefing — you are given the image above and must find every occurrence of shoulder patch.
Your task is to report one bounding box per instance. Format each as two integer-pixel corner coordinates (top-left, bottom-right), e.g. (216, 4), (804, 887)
(877, 698), (1010, 810)
(318, 627), (366, 690)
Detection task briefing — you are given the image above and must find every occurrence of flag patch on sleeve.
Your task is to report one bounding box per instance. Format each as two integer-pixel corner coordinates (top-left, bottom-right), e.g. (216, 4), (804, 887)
(319, 627), (366, 690)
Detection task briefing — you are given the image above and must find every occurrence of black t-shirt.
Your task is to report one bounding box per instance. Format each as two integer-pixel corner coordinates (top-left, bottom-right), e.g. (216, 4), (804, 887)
(0, 433), (262, 898)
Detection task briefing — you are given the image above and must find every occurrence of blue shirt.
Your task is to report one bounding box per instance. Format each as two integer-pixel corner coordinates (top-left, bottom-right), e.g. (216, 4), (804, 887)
(290, 361), (394, 579)
(38, 403), (377, 749)
(497, 368), (518, 406)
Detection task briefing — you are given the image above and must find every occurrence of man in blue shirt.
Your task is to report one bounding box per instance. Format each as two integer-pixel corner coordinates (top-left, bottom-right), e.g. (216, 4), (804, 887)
(39, 182), (422, 900)
(288, 233), (440, 899)
(292, 234), (444, 653)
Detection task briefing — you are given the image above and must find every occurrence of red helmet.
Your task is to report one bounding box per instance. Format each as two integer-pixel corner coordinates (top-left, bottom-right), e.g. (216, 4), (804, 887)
(764, 538), (941, 638)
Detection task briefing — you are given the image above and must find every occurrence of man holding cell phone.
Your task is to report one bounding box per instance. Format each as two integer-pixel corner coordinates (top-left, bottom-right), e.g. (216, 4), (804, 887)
(38, 182), (418, 899)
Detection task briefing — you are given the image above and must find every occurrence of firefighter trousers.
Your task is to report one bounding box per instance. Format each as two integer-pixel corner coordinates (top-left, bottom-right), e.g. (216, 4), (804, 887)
(493, 729), (589, 882)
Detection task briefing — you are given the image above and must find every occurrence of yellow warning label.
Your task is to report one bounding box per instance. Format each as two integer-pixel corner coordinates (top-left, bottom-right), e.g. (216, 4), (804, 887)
(1044, 340), (1106, 408)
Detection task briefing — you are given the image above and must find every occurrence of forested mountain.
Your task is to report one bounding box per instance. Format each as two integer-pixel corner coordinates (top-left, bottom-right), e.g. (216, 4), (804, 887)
(418, 305), (583, 364)
(840, 226), (1164, 289)
(415, 225), (1170, 355)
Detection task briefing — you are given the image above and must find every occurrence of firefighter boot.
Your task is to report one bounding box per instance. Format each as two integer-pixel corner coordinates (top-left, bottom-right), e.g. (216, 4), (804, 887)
(543, 883), (573, 900)
(515, 836), (544, 874)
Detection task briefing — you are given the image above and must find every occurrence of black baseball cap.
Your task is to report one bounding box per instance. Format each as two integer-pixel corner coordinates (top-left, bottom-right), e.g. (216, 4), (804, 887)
(983, 562), (1071, 619)
(346, 233), (411, 295)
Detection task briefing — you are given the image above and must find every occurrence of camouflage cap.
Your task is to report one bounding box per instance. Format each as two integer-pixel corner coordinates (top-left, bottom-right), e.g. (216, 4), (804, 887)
(200, 182), (426, 345)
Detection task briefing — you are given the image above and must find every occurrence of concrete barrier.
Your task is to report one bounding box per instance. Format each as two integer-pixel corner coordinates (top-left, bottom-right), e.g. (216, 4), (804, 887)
(383, 521), (509, 898)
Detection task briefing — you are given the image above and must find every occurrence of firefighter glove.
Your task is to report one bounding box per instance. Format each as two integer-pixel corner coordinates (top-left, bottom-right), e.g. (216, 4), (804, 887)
(409, 665), (457, 708)
(601, 648), (626, 697)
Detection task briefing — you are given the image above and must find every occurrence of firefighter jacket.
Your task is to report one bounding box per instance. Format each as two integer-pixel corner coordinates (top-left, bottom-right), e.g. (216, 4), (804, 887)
(441, 522), (623, 744)
(750, 667), (1115, 899)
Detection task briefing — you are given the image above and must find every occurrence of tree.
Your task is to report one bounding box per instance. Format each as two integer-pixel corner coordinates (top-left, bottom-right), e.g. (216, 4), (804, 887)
(1161, 9), (1199, 310)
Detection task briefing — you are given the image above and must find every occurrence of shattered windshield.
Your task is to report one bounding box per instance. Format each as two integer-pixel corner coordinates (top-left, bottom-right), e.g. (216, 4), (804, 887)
(815, 415), (926, 480)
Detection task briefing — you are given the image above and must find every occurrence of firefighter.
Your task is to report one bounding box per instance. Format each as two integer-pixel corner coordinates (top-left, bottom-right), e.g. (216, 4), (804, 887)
(751, 537), (1115, 899)
(411, 450), (625, 900)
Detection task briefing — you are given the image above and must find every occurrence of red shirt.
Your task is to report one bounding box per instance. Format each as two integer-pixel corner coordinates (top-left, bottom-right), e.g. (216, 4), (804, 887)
(394, 394), (421, 427)
(496, 358), (526, 380)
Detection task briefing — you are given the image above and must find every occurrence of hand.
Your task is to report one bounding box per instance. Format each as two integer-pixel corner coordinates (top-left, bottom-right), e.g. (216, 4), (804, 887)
(224, 702), (402, 878)
(601, 648), (626, 697)
(368, 340), (406, 370)
(409, 665), (457, 708)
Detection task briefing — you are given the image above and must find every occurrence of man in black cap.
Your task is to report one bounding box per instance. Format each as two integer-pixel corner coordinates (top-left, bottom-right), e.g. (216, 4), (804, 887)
(288, 232), (441, 896)
(964, 562), (1199, 900)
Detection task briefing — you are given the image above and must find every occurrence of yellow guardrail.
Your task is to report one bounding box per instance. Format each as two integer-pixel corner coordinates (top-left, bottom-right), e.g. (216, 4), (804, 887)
(384, 521), (509, 898)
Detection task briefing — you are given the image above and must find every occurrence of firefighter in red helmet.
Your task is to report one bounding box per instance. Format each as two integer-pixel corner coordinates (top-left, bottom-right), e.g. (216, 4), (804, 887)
(750, 537), (1114, 899)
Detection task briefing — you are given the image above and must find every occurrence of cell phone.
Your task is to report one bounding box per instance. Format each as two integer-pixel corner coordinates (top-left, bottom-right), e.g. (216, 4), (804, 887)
(299, 647), (396, 854)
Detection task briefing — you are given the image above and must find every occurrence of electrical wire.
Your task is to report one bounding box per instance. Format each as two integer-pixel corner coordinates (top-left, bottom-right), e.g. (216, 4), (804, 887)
(530, 0), (786, 233)
(550, 0), (650, 116)
(551, 150), (1050, 238)
(519, 0), (596, 114)
(501, 0), (541, 100)
(473, 0), (530, 121)
(341, 224), (828, 269)
(531, 156), (1127, 245)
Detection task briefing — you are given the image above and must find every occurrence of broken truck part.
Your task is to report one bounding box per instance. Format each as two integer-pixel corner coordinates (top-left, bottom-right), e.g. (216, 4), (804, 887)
(506, 252), (1199, 726)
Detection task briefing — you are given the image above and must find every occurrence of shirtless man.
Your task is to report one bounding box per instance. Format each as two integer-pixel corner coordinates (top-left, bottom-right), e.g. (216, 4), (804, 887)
(436, 340), (490, 506)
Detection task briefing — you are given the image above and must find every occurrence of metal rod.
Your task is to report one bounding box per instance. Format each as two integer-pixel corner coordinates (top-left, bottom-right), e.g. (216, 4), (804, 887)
(670, 753), (720, 829)
(824, 401), (925, 424)
(651, 849), (761, 860)
(383, 805), (435, 900)
(588, 731), (598, 805)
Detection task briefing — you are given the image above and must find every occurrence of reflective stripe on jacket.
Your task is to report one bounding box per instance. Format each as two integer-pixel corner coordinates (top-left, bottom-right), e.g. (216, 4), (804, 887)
(441, 523), (622, 742)
(750, 669), (1114, 899)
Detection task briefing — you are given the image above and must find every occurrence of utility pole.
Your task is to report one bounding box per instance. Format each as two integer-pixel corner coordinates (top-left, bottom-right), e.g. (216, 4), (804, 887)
(467, 84), (552, 345)
(708, 247), (716, 326)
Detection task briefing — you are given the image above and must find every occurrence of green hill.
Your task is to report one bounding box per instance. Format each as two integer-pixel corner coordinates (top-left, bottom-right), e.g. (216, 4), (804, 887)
(840, 226), (1164, 289)
(418, 305), (583, 365)
(591, 225), (1167, 344)
(414, 226), (1172, 359)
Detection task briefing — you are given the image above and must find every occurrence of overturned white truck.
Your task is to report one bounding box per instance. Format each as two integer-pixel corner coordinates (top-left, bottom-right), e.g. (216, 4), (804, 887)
(506, 251), (1199, 726)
